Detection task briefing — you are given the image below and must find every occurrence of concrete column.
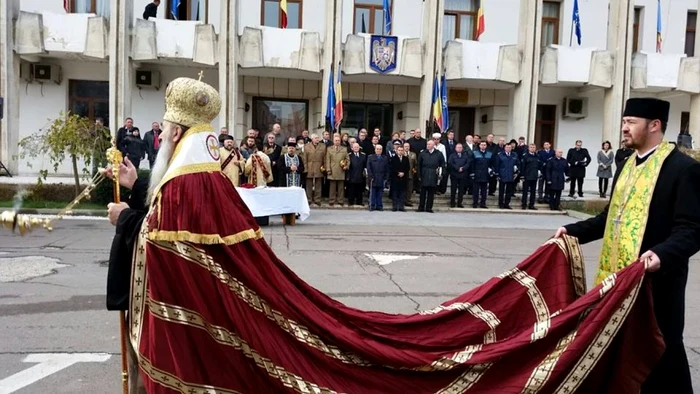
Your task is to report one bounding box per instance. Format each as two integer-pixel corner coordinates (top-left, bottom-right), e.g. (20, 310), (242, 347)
(510, 0), (542, 143)
(320, 0), (340, 133)
(689, 0), (700, 146)
(0, 0), (19, 174)
(219, 0), (240, 136)
(109, 0), (133, 135)
(418, 0), (444, 138)
(602, 0), (633, 150)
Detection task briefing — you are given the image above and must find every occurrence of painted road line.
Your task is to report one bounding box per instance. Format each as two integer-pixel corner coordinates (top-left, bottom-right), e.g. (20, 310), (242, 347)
(0, 353), (111, 394)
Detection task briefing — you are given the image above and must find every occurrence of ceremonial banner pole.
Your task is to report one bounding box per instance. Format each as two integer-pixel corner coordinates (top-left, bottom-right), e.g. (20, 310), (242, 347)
(105, 144), (128, 394)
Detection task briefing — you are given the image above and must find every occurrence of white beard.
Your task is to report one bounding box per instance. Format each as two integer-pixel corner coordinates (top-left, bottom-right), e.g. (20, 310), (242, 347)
(147, 137), (174, 204)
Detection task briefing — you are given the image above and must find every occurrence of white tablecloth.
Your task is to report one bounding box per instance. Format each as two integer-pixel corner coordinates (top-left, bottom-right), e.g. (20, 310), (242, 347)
(235, 186), (311, 222)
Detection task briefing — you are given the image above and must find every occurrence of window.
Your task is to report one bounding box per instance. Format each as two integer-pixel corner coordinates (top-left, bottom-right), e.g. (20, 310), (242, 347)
(541, 1), (560, 47)
(166, 0), (208, 22)
(69, 0), (110, 18)
(354, 0), (392, 35)
(534, 105), (556, 148)
(69, 80), (109, 124)
(686, 11), (697, 56)
(253, 98), (308, 140)
(633, 7), (642, 52)
(443, 0), (478, 45)
(681, 111), (690, 133)
(341, 102), (393, 137)
(262, 0), (302, 29)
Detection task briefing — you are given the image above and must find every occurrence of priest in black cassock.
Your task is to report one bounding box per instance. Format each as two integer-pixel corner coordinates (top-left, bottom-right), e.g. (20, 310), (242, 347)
(555, 97), (700, 394)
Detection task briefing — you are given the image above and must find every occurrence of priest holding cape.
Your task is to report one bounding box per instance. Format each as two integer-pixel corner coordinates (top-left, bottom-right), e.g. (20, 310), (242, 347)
(556, 97), (700, 394)
(104, 78), (673, 393)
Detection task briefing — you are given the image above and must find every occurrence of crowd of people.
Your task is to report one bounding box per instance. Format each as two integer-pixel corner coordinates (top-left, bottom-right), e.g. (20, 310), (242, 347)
(112, 117), (645, 212)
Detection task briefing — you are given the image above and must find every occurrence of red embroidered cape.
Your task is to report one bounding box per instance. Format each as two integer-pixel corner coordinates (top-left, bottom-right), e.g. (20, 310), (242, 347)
(128, 171), (664, 393)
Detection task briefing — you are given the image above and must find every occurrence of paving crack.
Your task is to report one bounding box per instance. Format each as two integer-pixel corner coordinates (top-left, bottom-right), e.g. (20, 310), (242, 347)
(354, 254), (421, 311)
(282, 225), (291, 251)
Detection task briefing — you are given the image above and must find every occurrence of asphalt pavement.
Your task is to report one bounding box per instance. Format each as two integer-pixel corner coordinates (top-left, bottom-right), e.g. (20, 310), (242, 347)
(0, 210), (698, 393)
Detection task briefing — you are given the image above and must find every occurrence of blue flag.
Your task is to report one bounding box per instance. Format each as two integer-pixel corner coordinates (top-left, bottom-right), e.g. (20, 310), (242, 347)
(326, 66), (336, 131)
(170, 0), (180, 20)
(440, 73), (449, 132)
(383, 0), (391, 35)
(572, 0), (582, 45)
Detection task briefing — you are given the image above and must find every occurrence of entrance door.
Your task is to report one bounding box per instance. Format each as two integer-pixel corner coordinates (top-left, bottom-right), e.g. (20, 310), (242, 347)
(342, 102), (393, 137)
(69, 80), (109, 123)
(448, 107), (475, 142)
(534, 105), (556, 147)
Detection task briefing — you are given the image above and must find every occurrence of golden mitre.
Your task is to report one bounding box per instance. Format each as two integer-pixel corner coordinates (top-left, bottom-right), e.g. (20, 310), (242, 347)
(163, 77), (222, 127)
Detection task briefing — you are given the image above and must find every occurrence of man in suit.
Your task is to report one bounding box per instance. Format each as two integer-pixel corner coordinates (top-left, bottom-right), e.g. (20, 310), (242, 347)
(417, 140), (445, 213)
(448, 143), (472, 208)
(143, 0), (160, 19)
(566, 140), (592, 197)
(390, 144), (410, 211)
(367, 145), (389, 211)
(346, 143), (367, 206)
(403, 142), (417, 207)
(537, 142), (555, 203)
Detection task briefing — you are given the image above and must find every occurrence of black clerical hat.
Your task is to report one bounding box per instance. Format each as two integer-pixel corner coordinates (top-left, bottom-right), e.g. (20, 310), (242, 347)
(623, 98), (670, 123)
(287, 141), (297, 147)
(221, 134), (233, 141)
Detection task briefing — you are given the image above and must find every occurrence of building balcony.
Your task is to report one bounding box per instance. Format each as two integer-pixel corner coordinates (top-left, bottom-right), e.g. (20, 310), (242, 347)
(239, 26), (323, 80)
(443, 40), (520, 89)
(131, 18), (218, 66)
(341, 34), (422, 85)
(630, 52), (687, 93)
(676, 57), (700, 95)
(540, 45), (614, 88)
(14, 11), (109, 60)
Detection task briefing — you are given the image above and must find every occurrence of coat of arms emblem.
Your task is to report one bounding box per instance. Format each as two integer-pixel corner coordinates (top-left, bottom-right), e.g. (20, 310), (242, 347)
(369, 35), (398, 74)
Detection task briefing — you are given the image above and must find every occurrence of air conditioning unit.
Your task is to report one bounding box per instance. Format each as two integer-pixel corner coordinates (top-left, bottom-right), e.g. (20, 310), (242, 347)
(33, 64), (62, 84)
(19, 62), (34, 82)
(563, 97), (588, 119)
(135, 70), (161, 90)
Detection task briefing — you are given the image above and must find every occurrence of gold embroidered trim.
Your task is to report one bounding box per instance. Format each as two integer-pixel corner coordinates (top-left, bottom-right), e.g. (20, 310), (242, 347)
(147, 299), (339, 394)
(545, 235), (587, 297)
(555, 278), (643, 393)
(129, 216), (150, 350)
(148, 228), (264, 245)
(435, 363), (493, 394)
(169, 123), (216, 166)
(520, 329), (578, 393)
(498, 268), (551, 342)
(139, 355), (241, 394)
(420, 302), (500, 344)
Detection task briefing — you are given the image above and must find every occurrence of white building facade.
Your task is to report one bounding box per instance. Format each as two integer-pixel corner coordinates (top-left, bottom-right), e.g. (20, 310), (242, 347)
(1, 0), (699, 187)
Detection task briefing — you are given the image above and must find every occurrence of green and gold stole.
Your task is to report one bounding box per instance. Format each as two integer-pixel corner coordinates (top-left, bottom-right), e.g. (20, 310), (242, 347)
(596, 141), (674, 285)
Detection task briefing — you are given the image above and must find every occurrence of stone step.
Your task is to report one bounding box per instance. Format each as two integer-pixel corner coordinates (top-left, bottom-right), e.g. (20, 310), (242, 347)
(310, 204), (567, 215)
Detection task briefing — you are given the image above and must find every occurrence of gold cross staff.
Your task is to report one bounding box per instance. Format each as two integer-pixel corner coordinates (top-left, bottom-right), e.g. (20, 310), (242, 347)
(198, 70), (204, 81)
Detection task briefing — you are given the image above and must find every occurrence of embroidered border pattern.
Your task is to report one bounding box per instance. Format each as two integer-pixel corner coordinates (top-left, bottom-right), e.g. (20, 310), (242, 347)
(554, 279), (643, 393)
(129, 218), (150, 350)
(139, 355), (241, 394)
(520, 329), (578, 394)
(499, 268), (551, 342)
(420, 303), (500, 344)
(435, 363), (493, 394)
(148, 299), (340, 394)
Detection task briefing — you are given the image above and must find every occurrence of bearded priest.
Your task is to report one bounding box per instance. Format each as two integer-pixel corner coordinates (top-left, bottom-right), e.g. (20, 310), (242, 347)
(555, 97), (700, 394)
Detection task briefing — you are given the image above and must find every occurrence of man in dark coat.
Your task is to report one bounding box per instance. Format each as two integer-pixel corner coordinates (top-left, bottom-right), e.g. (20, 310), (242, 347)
(546, 149), (568, 210)
(143, 0), (160, 19)
(417, 140), (445, 213)
(614, 143), (634, 169)
(366, 144), (389, 211)
(566, 140), (591, 197)
(346, 142), (367, 206)
(536, 142), (555, 203)
(555, 98), (700, 394)
(447, 143), (471, 208)
(123, 129), (146, 170)
(143, 122), (161, 169)
(495, 144), (519, 209)
(520, 143), (540, 210)
(407, 128), (427, 154)
(471, 141), (494, 208)
(389, 144), (410, 211)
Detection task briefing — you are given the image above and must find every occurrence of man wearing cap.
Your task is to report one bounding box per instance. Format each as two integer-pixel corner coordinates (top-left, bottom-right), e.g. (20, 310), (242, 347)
(554, 98), (700, 393)
(219, 134), (243, 187)
(325, 135), (349, 206)
(276, 141), (304, 187)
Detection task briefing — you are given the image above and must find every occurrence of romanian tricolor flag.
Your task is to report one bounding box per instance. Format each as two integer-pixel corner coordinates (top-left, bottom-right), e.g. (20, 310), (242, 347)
(475, 0), (485, 41)
(431, 76), (443, 132)
(281, 0), (288, 29)
(655, 0), (662, 53)
(335, 62), (343, 130)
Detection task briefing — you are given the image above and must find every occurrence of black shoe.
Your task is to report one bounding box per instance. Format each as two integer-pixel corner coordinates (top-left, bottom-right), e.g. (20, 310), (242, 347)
(450, 203), (456, 208)
(457, 204), (464, 208)
(568, 194), (575, 198)
(521, 205), (527, 210)
(480, 205), (488, 209)
(578, 193), (584, 198)
(528, 206), (537, 210)
(417, 208), (425, 212)
(392, 208), (398, 212)
(399, 208), (406, 212)
(473, 204), (478, 208)
(427, 209), (434, 213)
